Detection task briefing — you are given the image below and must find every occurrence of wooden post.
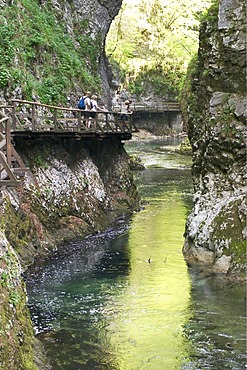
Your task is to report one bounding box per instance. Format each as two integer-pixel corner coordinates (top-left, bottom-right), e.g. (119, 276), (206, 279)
(31, 104), (36, 131)
(105, 112), (109, 132)
(115, 114), (122, 132)
(129, 114), (133, 132)
(12, 102), (16, 130)
(53, 109), (58, 130)
(6, 119), (11, 166)
(114, 114), (118, 132)
(78, 111), (81, 131)
(94, 113), (98, 132)
(0, 152), (19, 184)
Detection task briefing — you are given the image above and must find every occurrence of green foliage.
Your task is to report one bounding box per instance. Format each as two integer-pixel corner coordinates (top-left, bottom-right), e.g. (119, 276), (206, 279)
(196, 0), (219, 24)
(106, 0), (213, 97)
(0, 0), (102, 104)
(175, 137), (192, 155)
(178, 54), (199, 125)
(9, 291), (21, 307)
(129, 155), (145, 170)
(127, 62), (183, 97)
(0, 24), (15, 66)
(0, 67), (11, 88)
(3, 201), (34, 254)
(33, 154), (49, 169)
(1, 271), (8, 286)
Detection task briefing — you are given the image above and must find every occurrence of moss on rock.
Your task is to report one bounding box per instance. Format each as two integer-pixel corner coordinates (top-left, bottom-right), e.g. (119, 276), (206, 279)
(0, 232), (38, 369)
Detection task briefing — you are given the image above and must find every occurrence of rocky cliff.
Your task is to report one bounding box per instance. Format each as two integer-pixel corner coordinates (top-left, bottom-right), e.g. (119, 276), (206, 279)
(0, 136), (139, 369)
(47, 0), (123, 104)
(0, 1), (140, 369)
(182, 0), (246, 278)
(2, 137), (139, 266)
(0, 0), (122, 106)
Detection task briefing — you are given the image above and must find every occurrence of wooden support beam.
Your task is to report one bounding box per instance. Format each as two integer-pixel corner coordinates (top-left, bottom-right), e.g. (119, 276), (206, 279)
(32, 104), (36, 131)
(0, 152), (19, 182)
(0, 180), (21, 186)
(12, 168), (29, 174)
(0, 139), (6, 150)
(11, 146), (28, 169)
(6, 120), (12, 166)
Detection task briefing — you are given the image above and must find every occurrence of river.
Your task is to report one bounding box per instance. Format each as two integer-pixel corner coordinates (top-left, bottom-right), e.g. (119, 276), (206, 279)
(26, 138), (246, 370)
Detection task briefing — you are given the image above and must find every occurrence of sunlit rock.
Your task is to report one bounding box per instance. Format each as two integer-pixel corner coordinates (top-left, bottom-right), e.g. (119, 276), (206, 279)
(182, 0), (246, 278)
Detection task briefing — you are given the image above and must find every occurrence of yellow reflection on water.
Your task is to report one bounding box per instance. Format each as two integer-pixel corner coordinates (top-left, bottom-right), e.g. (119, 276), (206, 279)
(105, 195), (192, 369)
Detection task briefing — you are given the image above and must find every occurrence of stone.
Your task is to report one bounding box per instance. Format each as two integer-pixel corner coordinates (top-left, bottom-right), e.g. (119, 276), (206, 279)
(183, 0), (246, 278)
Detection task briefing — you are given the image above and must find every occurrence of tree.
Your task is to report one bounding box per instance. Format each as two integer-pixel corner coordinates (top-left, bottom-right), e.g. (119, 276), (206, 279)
(106, 0), (212, 97)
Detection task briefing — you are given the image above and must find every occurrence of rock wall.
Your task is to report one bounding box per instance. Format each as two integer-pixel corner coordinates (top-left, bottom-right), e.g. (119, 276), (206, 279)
(0, 2), (133, 367)
(133, 111), (183, 136)
(182, 0), (246, 278)
(0, 136), (139, 368)
(45, 0), (122, 104)
(0, 0), (122, 107)
(0, 231), (40, 369)
(2, 137), (139, 268)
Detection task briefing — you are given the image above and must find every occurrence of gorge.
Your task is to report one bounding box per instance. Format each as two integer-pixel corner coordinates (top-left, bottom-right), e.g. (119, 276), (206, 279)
(0, 0), (246, 369)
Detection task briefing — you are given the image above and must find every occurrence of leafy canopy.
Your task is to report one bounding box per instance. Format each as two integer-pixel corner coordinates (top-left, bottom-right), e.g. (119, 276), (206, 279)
(106, 0), (212, 97)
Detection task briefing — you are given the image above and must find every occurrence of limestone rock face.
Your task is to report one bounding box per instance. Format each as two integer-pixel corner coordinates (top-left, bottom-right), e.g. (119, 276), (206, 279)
(0, 0), (122, 105)
(1, 138), (139, 268)
(47, 0), (122, 103)
(48, 0), (122, 104)
(183, 0), (246, 278)
(0, 136), (139, 368)
(0, 231), (43, 369)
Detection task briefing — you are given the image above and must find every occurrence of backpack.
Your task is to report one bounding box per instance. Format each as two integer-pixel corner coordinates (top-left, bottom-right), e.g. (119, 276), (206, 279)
(78, 96), (85, 109)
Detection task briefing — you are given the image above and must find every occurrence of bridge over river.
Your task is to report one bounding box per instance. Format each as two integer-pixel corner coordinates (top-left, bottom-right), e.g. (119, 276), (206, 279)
(0, 99), (181, 187)
(132, 101), (180, 113)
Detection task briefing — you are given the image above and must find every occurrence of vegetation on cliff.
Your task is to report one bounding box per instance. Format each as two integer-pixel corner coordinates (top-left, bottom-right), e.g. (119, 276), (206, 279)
(0, 231), (38, 369)
(106, 0), (212, 99)
(180, 0), (246, 277)
(0, 0), (102, 104)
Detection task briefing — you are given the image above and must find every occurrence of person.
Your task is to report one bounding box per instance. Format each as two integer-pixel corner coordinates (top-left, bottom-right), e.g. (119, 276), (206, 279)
(120, 100), (132, 121)
(84, 91), (92, 128)
(90, 95), (108, 128)
(112, 90), (121, 111)
(91, 95), (106, 116)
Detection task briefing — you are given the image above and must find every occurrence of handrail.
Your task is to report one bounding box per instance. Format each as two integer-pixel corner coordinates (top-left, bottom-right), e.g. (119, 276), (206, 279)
(6, 99), (139, 134)
(132, 101), (180, 112)
(0, 111), (29, 186)
(11, 99), (79, 112)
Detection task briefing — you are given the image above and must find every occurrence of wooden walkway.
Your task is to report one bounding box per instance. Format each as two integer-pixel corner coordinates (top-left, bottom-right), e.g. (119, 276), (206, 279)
(5, 99), (138, 137)
(0, 99), (180, 187)
(0, 112), (29, 187)
(0, 99), (139, 187)
(133, 101), (180, 113)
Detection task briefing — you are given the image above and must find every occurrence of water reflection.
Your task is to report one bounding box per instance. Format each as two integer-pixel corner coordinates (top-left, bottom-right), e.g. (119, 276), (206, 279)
(26, 138), (246, 370)
(104, 195), (192, 370)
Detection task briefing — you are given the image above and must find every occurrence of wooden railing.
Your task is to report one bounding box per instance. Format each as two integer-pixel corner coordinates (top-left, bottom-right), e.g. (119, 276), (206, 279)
(3, 99), (138, 134)
(132, 101), (180, 112)
(0, 112), (29, 186)
(0, 99), (139, 187)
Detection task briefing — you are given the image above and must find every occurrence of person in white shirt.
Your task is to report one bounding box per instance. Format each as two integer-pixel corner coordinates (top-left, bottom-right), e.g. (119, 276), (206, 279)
(91, 95), (105, 116)
(84, 91), (92, 128)
(90, 95), (108, 128)
(120, 100), (132, 120)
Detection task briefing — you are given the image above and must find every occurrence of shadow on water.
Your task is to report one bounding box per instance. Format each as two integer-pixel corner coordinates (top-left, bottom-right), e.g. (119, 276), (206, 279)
(26, 138), (246, 370)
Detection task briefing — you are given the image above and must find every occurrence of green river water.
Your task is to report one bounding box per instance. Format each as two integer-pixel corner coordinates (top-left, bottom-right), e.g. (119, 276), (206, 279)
(26, 138), (246, 370)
